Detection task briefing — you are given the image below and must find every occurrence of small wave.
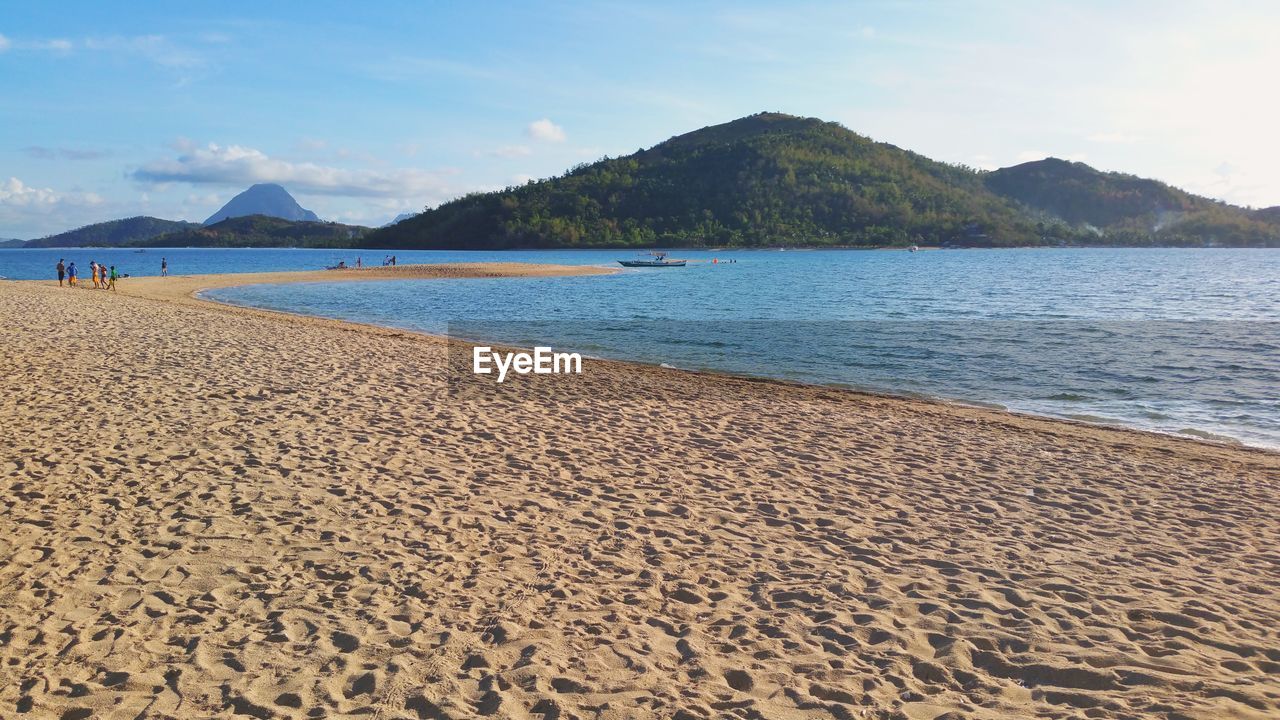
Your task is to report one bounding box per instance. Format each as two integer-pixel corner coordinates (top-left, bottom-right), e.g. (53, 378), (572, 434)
(1045, 392), (1090, 402)
(1175, 428), (1243, 445)
(1063, 413), (1122, 425)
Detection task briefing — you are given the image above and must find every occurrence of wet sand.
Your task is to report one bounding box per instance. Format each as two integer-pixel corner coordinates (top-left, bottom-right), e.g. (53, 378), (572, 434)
(1, 264), (1277, 719)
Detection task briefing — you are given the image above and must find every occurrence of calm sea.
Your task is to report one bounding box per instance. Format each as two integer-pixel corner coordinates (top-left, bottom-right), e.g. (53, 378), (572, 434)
(6, 247), (1278, 448)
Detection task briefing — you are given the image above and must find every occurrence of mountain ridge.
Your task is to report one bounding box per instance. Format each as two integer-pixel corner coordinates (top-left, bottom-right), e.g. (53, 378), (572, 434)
(23, 216), (201, 248)
(367, 112), (1277, 249)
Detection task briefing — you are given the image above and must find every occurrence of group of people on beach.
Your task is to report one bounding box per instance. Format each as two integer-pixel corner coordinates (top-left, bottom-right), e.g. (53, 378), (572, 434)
(55, 258), (119, 290)
(54, 257), (168, 288)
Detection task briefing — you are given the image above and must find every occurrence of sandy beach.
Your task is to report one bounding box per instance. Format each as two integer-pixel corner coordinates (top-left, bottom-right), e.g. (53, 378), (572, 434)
(1, 264), (1277, 720)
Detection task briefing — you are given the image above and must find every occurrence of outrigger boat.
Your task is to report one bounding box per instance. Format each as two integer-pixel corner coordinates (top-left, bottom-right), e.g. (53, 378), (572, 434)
(618, 251), (686, 268)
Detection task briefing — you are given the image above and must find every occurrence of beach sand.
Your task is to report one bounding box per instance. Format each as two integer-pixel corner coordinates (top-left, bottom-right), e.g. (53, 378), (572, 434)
(1, 264), (1277, 720)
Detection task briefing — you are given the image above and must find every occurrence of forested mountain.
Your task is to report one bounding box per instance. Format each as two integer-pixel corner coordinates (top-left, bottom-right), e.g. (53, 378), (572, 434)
(366, 113), (1278, 249)
(142, 215), (369, 248)
(986, 159), (1277, 247)
(1254, 207), (1280, 225)
(367, 113), (1040, 249)
(24, 216), (200, 248)
(204, 184), (321, 225)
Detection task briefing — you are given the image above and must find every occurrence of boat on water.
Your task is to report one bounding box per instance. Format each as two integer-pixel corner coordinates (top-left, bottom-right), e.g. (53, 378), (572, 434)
(618, 252), (686, 268)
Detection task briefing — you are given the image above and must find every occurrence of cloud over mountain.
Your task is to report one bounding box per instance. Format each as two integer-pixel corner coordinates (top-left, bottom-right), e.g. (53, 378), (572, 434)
(133, 142), (455, 199)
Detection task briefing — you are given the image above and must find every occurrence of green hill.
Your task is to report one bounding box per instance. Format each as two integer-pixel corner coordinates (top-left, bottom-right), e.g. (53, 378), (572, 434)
(365, 112), (1279, 249)
(1254, 206), (1280, 225)
(985, 159), (1277, 247)
(366, 112), (1042, 249)
(25, 216), (200, 248)
(141, 214), (370, 248)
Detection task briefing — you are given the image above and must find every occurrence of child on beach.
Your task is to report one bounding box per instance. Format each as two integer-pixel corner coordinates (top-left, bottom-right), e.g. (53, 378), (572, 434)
(67, 262), (78, 286)
(56, 259), (65, 286)
(108, 265), (118, 291)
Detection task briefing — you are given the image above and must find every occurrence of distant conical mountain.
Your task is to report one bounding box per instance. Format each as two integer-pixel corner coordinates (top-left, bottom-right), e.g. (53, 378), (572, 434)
(204, 184), (320, 225)
(364, 112), (1278, 249)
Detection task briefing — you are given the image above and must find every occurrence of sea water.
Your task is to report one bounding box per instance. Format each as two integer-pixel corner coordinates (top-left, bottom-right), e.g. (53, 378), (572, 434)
(6, 247), (1277, 448)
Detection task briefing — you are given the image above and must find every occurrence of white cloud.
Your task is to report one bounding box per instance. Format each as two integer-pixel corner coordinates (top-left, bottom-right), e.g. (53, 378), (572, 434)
(485, 145), (533, 158)
(526, 118), (566, 143)
(0, 178), (106, 237)
(0, 177), (102, 209)
(0, 178), (60, 208)
(2, 36), (72, 52)
(133, 142), (457, 200)
(84, 35), (198, 68)
(23, 146), (111, 161)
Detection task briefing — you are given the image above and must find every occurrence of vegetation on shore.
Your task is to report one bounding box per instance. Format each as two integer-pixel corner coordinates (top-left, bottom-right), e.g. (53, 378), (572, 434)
(367, 113), (1278, 249)
(139, 215), (370, 248)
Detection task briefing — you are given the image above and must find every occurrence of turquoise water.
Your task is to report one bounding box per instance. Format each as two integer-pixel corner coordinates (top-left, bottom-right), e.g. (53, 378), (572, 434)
(197, 248), (1280, 449)
(6, 247), (1277, 447)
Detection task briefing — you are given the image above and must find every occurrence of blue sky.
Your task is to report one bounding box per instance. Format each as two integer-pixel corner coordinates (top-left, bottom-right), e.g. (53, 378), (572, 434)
(2, 0), (1277, 237)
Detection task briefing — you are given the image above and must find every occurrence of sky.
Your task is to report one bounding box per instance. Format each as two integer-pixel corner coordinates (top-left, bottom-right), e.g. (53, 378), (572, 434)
(2, 0), (1278, 238)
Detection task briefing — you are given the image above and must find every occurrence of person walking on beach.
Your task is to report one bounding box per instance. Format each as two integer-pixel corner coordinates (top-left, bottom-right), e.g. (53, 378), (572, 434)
(67, 262), (78, 287)
(161, 257), (167, 277)
(108, 265), (118, 291)
(90, 261), (100, 289)
(56, 259), (65, 286)
(356, 256), (362, 269)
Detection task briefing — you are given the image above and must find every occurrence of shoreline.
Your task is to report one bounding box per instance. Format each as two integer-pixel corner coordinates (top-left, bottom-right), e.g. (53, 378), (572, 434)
(119, 264), (1279, 457)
